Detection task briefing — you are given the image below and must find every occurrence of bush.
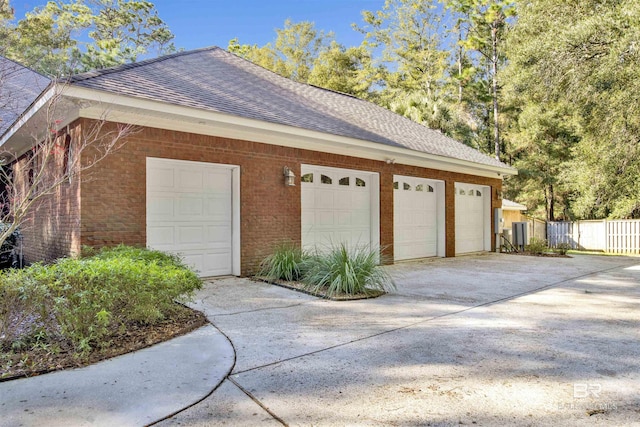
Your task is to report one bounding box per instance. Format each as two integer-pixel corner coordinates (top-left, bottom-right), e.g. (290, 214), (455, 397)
(0, 246), (201, 355)
(258, 242), (305, 281)
(553, 242), (572, 255)
(302, 243), (395, 297)
(525, 237), (548, 255)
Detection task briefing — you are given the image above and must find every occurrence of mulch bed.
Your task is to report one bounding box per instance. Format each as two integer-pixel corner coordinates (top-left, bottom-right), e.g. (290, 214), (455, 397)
(507, 252), (571, 258)
(256, 277), (386, 300)
(0, 305), (207, 382)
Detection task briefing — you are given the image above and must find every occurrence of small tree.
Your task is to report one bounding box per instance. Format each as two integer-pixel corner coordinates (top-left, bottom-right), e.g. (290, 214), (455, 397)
(0, 79), (135, 251)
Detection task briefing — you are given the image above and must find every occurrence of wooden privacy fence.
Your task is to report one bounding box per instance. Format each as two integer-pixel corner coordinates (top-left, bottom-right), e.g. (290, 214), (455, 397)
(547, 220), (640, 254)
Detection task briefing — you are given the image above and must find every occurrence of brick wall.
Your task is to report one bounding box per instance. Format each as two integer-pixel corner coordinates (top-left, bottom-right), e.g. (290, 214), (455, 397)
(77, 120), (501, 275)
(15, 123), (82, 263)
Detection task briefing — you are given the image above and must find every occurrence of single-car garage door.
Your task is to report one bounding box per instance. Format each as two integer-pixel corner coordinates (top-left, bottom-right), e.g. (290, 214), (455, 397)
(301, 165), (379, 252)
(146, 158), (239, 277)
(455, 183), (490, 254)
(393, 176), (445, 260)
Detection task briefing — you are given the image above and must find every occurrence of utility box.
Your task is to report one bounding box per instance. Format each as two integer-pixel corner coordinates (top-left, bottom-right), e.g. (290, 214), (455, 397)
(494, 208), (503, 233)
(512, 222), (528, 251)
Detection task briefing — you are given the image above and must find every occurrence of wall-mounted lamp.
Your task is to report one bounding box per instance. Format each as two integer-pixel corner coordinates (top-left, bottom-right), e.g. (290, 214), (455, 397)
(385, 158), (396, 165)
(283, 166), (296, 186)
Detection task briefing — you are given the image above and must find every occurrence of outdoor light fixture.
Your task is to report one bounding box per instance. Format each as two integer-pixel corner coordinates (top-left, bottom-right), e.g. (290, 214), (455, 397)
(283, 166), (296, 186)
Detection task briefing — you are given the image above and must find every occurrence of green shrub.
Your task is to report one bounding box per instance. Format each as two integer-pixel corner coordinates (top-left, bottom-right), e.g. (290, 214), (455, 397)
(0, 267), (52, 349)
(553, 242), (572, 255)
(302, 243), (395, 297)
(525, 237), (548, 255)
(258, 242), (305, 281)
(0, 246), (202, 355)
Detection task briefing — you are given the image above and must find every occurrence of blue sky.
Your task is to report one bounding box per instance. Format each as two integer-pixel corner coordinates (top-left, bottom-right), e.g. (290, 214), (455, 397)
(12, 0), (385, 50)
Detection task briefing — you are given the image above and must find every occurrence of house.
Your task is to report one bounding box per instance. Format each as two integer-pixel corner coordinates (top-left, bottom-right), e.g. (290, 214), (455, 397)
(502, 199), (527, 231)
(501, 199), (546, 243)
(0, 47), (516, 276)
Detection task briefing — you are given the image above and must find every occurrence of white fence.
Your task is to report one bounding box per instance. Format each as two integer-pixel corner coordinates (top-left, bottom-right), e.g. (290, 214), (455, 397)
(547, 220), (640, 254)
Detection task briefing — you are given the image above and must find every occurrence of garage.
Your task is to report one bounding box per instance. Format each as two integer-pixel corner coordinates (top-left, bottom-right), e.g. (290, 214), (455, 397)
(393, 176), (445, 261)
(455, 183), (491, 254)
(301, 165), (379, 252)
(146, 158), (240, 277)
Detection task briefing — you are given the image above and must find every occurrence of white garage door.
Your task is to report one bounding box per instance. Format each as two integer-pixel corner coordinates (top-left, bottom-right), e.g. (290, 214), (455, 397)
(146, 158), (237, 277)
(455, 183), (490, 254)
(394, 176), (443, 261)
(301, 165), (379, 252)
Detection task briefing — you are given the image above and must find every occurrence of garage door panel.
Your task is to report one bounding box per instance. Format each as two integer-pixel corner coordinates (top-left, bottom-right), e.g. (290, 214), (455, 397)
(315, 190), (334, 207)
(334, 191), (352, 206)
(147, 196), (175, 220)
(204, 174), (229, 192)
(177, 170), (204, 189)
(315, 211), (334, 226)
(455, 183), (488, 254)
(335, 211), (352, 226)
(394, 176), (440, 261)
(301, 165), (375, 251)
(351, 192), (369, 209)
(147, 158), (234, 277)
(177, 225), (206, 245)
(176, 196), (204, 216)
(147, 226), (175, 246)
(148, 167), (175, 189)
(204, 199), (232, 219)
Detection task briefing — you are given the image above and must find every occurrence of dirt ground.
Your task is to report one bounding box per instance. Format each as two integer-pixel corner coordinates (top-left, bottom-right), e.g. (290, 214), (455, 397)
(1, 305), (207, 380)
(160, 253), (640, 426)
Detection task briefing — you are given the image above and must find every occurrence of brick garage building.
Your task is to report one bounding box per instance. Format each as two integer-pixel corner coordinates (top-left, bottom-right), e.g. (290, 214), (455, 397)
(1, 47), (516, 276)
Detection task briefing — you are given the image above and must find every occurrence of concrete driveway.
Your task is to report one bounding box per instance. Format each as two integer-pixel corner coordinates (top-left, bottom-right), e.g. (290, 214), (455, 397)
(159, 253), (640, 426)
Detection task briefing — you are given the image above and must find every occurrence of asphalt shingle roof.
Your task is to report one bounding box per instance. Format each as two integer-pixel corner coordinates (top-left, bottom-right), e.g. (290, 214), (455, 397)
(0, 56), (50, 135)
(69, 47), (508, 169)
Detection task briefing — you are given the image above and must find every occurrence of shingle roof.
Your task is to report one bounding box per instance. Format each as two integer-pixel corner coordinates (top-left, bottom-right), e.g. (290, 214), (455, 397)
(0, 56), (51, 135)
(69, 47), (508, 169)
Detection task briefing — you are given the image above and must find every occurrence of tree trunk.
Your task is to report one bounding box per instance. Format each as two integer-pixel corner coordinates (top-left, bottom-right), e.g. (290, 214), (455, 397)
(547, 184), (555, 222)
(491, 23), (500, 161)
(457, 28), (463, 104)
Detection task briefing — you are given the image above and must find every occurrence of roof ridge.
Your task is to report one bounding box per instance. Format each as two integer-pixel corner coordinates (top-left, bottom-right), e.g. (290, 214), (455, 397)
(66, 46), (223, 84)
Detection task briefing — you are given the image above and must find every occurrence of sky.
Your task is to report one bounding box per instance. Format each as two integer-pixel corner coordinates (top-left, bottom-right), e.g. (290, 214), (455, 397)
(11, 0), (386, 51)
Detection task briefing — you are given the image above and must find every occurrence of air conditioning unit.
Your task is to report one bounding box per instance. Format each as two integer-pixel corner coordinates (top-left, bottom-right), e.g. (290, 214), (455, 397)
(512, 222), (528, 251)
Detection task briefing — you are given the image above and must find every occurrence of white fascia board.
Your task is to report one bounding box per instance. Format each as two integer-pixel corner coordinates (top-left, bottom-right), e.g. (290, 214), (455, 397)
(65, 86), (517, 179)
(0, 86), (56, 148)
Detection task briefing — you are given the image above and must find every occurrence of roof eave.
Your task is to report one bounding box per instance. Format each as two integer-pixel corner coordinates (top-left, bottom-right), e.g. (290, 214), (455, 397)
(6, 84), (518, 179)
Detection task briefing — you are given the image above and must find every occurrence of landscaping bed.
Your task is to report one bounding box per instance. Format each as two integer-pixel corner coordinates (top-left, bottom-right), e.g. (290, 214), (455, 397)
(258, 242), (394, 300)
(1, 245), (204, 380)
(258, 278), (385, 300)
(1, 305), (206, 381)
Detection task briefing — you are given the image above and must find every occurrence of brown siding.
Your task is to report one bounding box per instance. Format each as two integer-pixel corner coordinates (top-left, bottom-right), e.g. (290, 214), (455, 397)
(78, 121), (501, 275)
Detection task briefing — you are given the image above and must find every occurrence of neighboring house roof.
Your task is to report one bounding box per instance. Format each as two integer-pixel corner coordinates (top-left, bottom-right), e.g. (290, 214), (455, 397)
(67, 47), (509, 170)
(0, 56), (51, 135)
(502, 199), (527, 211)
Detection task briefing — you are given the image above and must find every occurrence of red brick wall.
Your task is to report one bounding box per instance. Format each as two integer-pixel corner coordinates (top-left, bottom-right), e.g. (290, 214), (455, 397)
(77, 120), (501, 275)
(15, 123), (82, 263)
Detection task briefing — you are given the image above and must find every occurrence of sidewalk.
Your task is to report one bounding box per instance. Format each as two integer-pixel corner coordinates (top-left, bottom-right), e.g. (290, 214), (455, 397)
(0, 324), (234, 427)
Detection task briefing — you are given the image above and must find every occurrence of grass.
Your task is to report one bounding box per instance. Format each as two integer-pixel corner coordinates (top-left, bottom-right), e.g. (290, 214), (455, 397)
(567, 249), (640, 257)
(301, 243), (395, 298)
(258, 242), (305, 281)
